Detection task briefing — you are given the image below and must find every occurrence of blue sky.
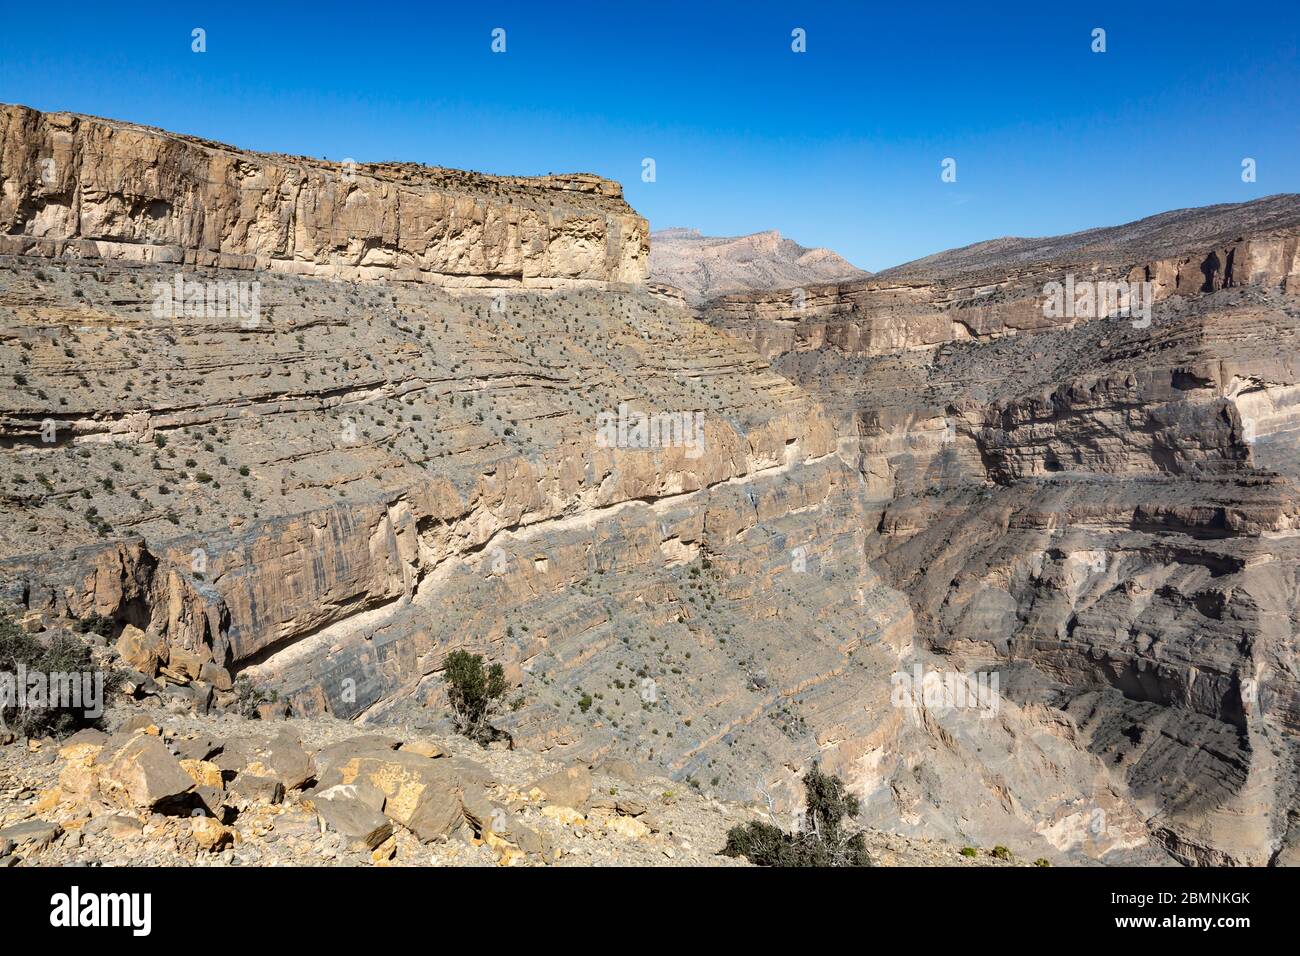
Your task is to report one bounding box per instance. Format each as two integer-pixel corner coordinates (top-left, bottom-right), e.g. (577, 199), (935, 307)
(2, 1), (1297, 270)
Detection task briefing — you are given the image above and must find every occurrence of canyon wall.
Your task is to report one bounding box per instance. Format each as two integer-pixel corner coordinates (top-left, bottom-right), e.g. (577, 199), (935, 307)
(3, 114), (1297, 866)
(703, 199), (1300, 360)
(0, 104), (648, 290)
(695, 196), (1300, 866)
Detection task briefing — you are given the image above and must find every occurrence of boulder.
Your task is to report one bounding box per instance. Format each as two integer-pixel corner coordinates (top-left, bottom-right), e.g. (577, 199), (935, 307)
(0, 819), (62, 851)
(267, 732), (315, 790)
(179, 759), (224, 790)
(167, 646), (204, 681)
(191, 816), (234, 852)
(312, 786), (394, 850)
(398, 739), (444, 759)
(175, 735), (224, 762)
(529, 765), (592, 809)
(313, 735), (402, 778)
(230, 773), (284, 805)
(217, 733), (314, 790)
(114, 626), (167, 677)
(325, 750), (484, 843)
(189, 680), (213, 715)
(58, 728), (108, 753)
(98, 734), (194, 810)
(199, 661), (233, 691)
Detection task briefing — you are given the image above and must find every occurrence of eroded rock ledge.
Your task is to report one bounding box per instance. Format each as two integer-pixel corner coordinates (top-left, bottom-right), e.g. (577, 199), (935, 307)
(0, 104), (648, 290)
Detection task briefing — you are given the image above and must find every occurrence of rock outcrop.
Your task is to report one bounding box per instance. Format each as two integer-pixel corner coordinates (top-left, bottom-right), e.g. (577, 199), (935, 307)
(0, 104), (648, 290)
(0, 703), (1032, 867)
(703, 196), (1300, 359)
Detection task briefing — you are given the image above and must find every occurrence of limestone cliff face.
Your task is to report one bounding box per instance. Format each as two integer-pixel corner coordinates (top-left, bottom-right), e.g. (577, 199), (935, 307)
(704, 210), (1300, 865)
(0, 251), (1158, 864)
(5, 113), (1297, 866)
(703, 197), (1300, 360)
(0, 104), (648, 290)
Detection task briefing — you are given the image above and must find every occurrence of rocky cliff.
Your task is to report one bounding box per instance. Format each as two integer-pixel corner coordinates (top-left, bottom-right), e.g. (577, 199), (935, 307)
(1, 114), (1295, 867)
(0, 104), (648, 290)
(704, 196), (1300, 359)
(699, 196), (1300, 867)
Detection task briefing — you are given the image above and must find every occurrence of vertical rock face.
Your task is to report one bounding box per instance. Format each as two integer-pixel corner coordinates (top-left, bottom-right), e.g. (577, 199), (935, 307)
(0, 104), (648, 289)
(700, 198), (1300, 867)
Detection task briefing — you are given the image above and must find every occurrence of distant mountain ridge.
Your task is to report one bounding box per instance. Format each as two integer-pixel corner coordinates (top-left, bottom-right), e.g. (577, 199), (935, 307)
(649, 227), (869, 303)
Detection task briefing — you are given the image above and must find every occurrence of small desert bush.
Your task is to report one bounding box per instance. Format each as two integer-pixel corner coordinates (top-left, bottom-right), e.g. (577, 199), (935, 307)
(443, 649), (508, 745)
(722, 764), (872, 867)
(0, 611), (110, 738)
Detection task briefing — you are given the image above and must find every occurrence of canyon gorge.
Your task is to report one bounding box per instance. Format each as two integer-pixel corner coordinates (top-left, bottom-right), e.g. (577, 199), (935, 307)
(1, 104), (1297, 866)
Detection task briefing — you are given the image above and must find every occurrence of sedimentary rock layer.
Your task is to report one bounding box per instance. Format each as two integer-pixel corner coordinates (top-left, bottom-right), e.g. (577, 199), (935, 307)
(703, 196), (1300, 359)
(702, 214), (1300, 866)
(0, 104), (648, 290)
(0, 256), (1158, 863)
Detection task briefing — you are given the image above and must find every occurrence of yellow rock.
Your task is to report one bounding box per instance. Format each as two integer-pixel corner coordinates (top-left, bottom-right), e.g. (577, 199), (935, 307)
(191, 816), (234, 852)
(399, 740), (444, 759)
(180, 759), (224, 789)
(57, 741), (103, 762)
(34, 788), (63, 813)
(371, 835), (397, 864)
(485, 830), (525, 866)
(540, 805), (585, 826)
(604, 814), (651, 840)
(58, 764), (99, 798)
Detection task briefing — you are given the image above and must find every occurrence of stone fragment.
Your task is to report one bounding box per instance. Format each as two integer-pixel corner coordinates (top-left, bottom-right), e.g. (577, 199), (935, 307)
(0, 819), (62, 851)
(312, 787), (394, 851)
(327, 750), (480, 843)
(399, 739), (444, 759)
(83, 814), (144, 838)
(98, 734), (194, 810)
(114, 625), (167, 677)
(230, 773), (284, 805)
(529, 765), (592, 809)
(179, 759), (224, 790)
(191, 816), (234, 852)
(267, 732), (316, 790)
(175, 735), (224, 762)
(312, 735), (402, 779)
(167, 646), (204, 680)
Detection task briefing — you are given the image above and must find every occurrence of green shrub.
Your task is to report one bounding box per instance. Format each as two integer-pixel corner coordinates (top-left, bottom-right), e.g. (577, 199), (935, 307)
(991, 845), (1012, 861)
(960, 846), (978, 857)
(0, 612), (110, 738)
(443, 649), (508, 745)
(721, 764), (872, 867)
(232, 676), (277, 719)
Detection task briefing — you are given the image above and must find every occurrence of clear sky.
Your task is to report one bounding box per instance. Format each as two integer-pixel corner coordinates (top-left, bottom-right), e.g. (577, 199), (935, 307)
(2, 1), (1297, 271)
